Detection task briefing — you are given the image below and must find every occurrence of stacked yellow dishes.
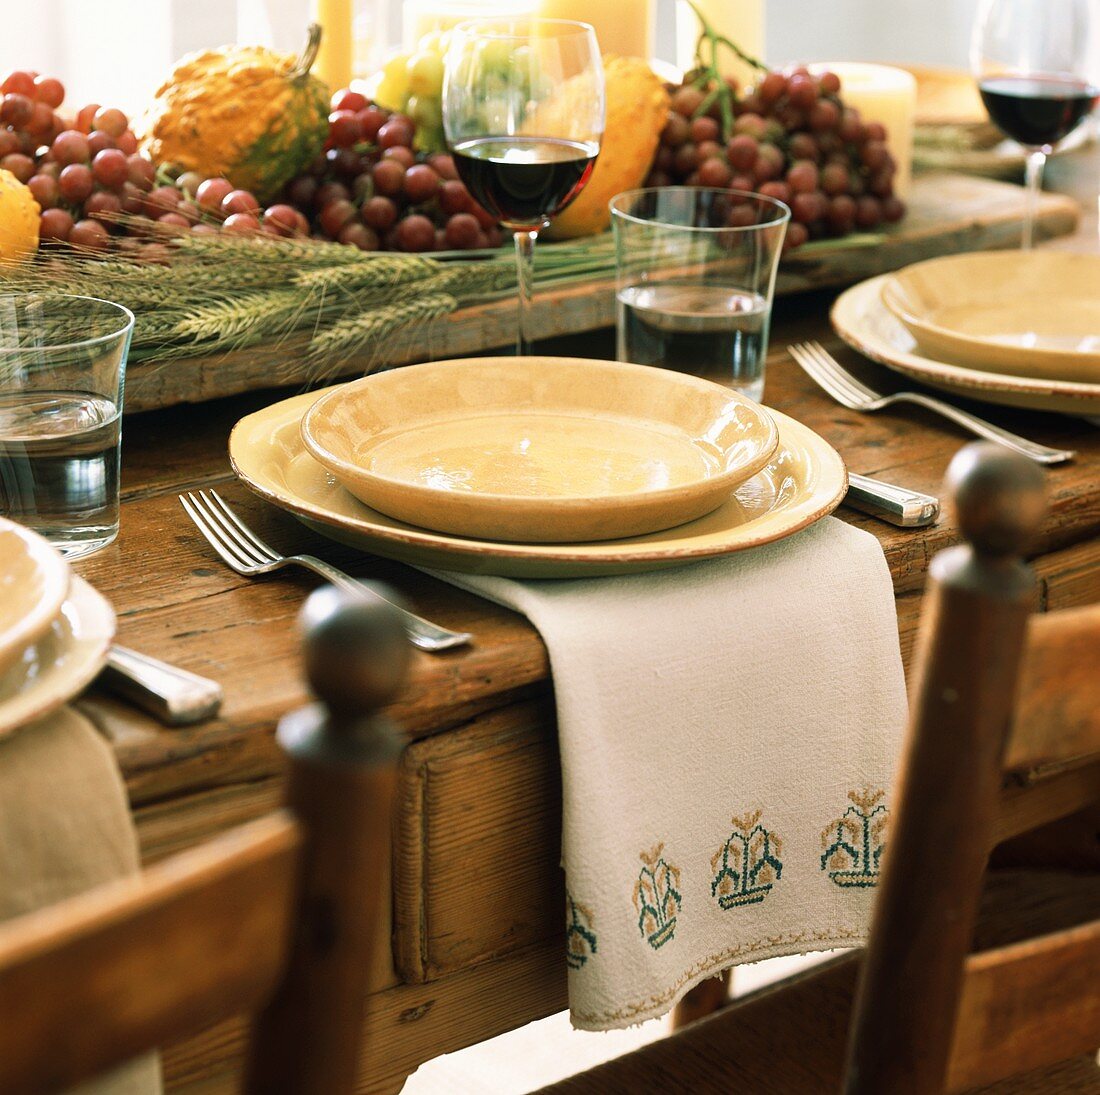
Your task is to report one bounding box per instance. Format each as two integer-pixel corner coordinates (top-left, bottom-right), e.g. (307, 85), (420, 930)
(0, 516), (115, 735)
(230, 369), (848, 579)
(832, 255), (1100, 415)
(881, 253), (1100, 383)
(300, 357), (781, 543)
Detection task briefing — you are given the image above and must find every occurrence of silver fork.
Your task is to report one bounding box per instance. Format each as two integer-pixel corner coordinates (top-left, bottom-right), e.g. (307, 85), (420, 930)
(789, 341), (1075, 465)
(179, 489), (472, 653)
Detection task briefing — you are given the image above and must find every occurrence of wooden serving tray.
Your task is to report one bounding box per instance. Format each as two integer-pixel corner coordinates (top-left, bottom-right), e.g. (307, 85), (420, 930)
(124, 171), (1079, 415)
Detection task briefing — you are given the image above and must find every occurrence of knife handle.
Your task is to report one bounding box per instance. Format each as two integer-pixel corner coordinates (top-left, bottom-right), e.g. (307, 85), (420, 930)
(99, 646), (223, 726)
(845, 473), (941, 528)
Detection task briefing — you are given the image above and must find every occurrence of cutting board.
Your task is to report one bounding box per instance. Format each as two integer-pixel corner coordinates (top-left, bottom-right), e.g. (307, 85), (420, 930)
(124, 171), (1079, 414)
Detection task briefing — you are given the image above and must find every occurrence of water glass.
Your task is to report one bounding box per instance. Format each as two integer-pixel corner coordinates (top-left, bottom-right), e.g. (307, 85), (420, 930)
(611, 188), (789, 402)
(0, 294), (133, 558)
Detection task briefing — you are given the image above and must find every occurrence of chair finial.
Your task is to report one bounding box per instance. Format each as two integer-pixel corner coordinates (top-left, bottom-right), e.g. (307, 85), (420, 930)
(946, 442), (1046, 558)
(299, 584), (411, 717)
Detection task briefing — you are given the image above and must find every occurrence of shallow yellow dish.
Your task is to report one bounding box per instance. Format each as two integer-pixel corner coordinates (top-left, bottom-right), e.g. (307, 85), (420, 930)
(300, 357), (780, 543)
(832, 275), (1100, 415)
(0, 517), (71, 677)
(231, 388), (845, 579)
(881, 253), (1100, 383)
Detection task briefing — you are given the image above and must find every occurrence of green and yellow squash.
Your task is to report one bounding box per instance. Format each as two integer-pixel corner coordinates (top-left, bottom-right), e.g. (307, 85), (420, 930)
(140, 25), (330, 202)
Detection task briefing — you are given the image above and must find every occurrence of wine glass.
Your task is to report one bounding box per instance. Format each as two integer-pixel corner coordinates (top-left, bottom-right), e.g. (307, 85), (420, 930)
(970, 0), (1098, 249)
(443, 19), (604, 354)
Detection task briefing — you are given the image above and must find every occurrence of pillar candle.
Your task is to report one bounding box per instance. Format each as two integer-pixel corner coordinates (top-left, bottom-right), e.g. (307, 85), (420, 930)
(812, 62), (917, 200)
(676, 0), (765, 91)
(403, 0), (537, 48)
(313, 0), (353, 91)
(538, 0), (654, 59)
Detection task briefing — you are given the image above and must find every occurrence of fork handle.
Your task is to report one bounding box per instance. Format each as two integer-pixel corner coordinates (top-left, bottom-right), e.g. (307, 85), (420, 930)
(897, 393), (1075, 465)
(292, 555), (472, 652)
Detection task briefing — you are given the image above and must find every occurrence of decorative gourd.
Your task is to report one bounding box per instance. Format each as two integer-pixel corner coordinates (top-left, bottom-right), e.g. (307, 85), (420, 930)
(140, 25), (330, 203)
(543, 55), (670, 240)
(0, 169), (39, 264)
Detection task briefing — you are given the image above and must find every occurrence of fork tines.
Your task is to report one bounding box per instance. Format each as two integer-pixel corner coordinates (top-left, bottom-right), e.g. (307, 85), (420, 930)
(788, 341), (877, 409)
(179, 489), (277, 574)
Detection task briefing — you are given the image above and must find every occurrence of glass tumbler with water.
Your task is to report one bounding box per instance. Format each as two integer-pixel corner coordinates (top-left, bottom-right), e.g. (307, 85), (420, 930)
(611, 188), (789, 402)
(0, 294), (133, 558)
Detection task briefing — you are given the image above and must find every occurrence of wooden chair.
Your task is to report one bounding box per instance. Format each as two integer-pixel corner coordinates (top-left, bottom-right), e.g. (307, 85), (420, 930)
(532, 442), (1100, 1094)
(0, 584), (410, 1095)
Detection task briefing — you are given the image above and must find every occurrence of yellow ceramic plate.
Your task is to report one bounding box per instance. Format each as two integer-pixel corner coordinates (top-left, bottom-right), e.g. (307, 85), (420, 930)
(832, 275), (1100, 415)
(0, 517), (71, 677)
(300, 358), (780, 543)
(232, 388), (846, 579)
(881, 253), (1100, 383)
(0, 576), (115, 737)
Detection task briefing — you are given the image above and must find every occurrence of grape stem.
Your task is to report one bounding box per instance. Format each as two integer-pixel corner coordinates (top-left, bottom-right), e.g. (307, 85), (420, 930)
(684, 0), (769, 142)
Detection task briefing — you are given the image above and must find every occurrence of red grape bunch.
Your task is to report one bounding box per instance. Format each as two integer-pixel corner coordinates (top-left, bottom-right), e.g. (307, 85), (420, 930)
(1, 69), (502, 259)
(647, 66), (906, 251)
(1, 68), (191, 256)
(276, 85), (501, 253)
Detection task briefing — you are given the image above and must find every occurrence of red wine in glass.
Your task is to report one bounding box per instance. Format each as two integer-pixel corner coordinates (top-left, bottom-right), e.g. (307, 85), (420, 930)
(452, 136), (598, 228)
(978, 75), (1100, 146)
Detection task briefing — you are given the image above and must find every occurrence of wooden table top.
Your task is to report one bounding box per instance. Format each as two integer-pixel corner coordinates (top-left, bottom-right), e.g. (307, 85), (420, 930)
(72, 150), (1100, 830)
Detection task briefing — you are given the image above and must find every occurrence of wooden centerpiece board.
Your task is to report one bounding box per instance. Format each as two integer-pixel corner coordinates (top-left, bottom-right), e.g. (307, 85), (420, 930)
(124, 171), (1078, 414)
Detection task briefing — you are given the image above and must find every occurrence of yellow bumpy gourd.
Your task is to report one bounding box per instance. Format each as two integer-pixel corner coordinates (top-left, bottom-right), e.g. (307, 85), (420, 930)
(140, 26), (330, 202)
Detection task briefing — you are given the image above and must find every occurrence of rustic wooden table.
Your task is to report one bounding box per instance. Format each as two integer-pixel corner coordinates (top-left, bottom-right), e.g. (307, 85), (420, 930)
(72, 150), (1100, 1094)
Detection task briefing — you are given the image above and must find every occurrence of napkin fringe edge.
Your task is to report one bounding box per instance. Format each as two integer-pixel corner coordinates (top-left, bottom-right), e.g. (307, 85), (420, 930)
(569, 927), (866, 1032)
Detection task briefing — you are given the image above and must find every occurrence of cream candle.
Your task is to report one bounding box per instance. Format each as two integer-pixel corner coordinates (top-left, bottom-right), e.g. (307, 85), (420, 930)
(676, 0), (765, 91)
(402, 0), (537, 47)
(813, 62), (917, 200)
(313, 0), (353, 91)
(538, 0), (654, 58)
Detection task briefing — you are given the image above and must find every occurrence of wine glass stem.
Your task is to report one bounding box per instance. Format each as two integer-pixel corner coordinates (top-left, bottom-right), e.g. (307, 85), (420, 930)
(514, 228), (538, 356)
(1022, 148), (1047, 250)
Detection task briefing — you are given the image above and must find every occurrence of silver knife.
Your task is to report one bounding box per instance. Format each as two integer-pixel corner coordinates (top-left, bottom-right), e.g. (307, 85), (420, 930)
(97, 646), (224, 726)
(844, 473), (940, 527)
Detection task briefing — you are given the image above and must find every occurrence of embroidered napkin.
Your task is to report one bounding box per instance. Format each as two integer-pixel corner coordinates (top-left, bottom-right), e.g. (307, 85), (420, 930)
(427, 516), (907, 1031)
(0, 706), (162, 1093)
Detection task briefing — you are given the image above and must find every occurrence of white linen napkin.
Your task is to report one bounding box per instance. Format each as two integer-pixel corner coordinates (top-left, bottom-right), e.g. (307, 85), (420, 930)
(427, 516), (907, 1031)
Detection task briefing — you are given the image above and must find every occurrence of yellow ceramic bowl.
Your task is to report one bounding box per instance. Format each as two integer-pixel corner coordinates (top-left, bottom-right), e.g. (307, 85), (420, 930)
(881, 252), (1100, 383)
(300, 357), (780, 543)
(0, 517), (71, 677)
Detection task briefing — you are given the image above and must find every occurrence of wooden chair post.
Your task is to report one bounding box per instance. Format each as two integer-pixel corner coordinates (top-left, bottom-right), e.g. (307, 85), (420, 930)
(244, 584), (410, 1095)
(844, 443), (1047, 1095)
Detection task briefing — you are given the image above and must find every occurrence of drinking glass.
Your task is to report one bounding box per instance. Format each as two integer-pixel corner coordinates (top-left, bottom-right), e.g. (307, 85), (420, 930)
(611, 188), (789, 403)
(443, 18), (604, 354)
(0, 294), (133, 558)
(970, 0), (1098, 248)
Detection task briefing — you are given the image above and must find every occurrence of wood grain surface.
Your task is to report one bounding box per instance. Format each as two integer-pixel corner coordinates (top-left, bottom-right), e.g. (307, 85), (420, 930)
(60, 152), (1100, 1092)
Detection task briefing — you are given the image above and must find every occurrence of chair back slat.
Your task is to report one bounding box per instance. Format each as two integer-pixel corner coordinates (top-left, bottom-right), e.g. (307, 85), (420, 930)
(0, 814), (300, 1095)
(1005, 604), (1100, 773)
(947, 919), (1100, 1091)
(844, 444), (1047, 1095)
(244, 584), (410, 1095)
(0, 581), (411, 1095)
